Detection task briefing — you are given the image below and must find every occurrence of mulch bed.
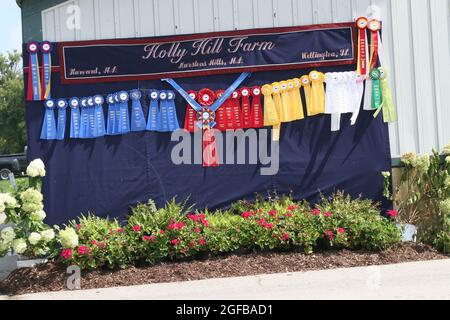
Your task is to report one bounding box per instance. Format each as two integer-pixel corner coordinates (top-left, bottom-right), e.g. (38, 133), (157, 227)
(1, 243), (448, 296)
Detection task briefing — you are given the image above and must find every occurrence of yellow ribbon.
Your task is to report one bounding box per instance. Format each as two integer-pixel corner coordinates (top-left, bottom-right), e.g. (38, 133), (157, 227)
(280, 81), (294, 122)
(309, 71), (325, 116)
(262, 84), (281, 141)
(271, 82), (284, 125)
(291, 78), (305, 120)
(301, 75), (312, 116)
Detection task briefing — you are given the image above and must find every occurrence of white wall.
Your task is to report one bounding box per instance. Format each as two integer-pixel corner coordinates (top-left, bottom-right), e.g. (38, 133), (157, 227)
(42, 0), (450, 158)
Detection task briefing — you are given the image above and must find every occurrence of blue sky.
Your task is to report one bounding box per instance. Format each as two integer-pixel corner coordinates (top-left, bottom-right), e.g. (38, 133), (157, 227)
(0, 1), (22, 53)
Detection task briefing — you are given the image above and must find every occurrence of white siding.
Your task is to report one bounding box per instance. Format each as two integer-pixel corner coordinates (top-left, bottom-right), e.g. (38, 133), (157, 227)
(42, 0), (450, 158)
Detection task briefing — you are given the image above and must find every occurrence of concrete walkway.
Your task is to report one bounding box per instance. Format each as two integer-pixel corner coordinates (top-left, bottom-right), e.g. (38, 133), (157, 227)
(2, 259), (449, 300)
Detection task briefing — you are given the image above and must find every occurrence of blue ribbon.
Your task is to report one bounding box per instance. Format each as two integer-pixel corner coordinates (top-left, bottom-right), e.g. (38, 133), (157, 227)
(113, 93), (122, 135)
(130, 90), (146, 132)
(56, 99), (68, 140)
(93, 95), (106, 137)
(158, 91), (170, 132)
(41, 42), (52, 100)
(69, 98), (81, 139)
(30, 51), (41, 101)
(40, 100), (57, 140)
(86, 97), (96, 138)
(79, 98), (89, 139)
(118, 91), (130, 134)
(146, 90), (160, 132)
(166, 90), (180, 132)
(106, 94), (116, 135)
(162, 72), (251, 114)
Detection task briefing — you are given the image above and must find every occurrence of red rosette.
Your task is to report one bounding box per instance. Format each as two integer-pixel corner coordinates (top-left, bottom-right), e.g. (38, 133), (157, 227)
(240, 87), (252, 129)
(215, 90), (226, 131)
(231, 91), (242, 129)
(356, 17), (368, 29)
(251, 86), (263, 128)
(198, 88), (216, 107)
(368, 19), (381, 32)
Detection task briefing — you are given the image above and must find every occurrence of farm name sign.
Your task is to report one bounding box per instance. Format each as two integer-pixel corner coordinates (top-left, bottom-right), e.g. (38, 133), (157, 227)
(58, 22), (355, 84)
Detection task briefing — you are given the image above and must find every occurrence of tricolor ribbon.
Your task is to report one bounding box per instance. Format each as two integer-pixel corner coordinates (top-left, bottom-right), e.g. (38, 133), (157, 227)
(166, 90), (180, 132)
(69, 98), (81, 139)
(240, 87), (252, 129)
(370, 68), (382, 110)
(251, 87), (263, 128)
(79, 98), (89, 139)
(40, 99), (57, 140)
(26, 42), (42, 101)
(130, 90), (146, 132)
(291, 79), (305, 121)
(118, 91), (131, 134)
(93, 95), (106, 137)
(184, 91), (197, 132)
(356, 17), (369, 76)
(368, 19), (381, 71)
(86, 97), (96, 138)
(146, 90), (160, 132)
(40, 42), (52, 100)
(374, 68), (398, 123)
(56, 99), (68, 140)
(262, 84), (281, 141)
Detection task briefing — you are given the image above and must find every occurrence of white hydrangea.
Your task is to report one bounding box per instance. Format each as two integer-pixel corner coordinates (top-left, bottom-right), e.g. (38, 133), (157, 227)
(0, 240), (10, 253)
(28, 232), (42, 245)
(12, 238), (27, 254)
(40, 229), (55, 242)
(1, 227), (16, 243)
(0, 193), (18, 209)
(0, 213), (7, 225)
(33, 247), (47, 257)
(26, 159), (46, 178)
(0, 203), (4, 214)
(58, 228), (79, 249)
(31, 210), (47, 221)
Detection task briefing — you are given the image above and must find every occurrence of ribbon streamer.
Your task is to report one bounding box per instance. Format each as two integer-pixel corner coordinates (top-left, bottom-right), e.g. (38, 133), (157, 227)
(146, 90), (160, 132)
(309, 71), (326, 116)
(106, 94), (116, 135)
(40, 100), (57, 140)
(93, 95), (106, 137)
(231, 91), (243, 129)
(79, 98), (89, 139)
(290, 79), (305, 121)
(262, 84), (281, 141)
(370, 69), (383, 110)
(40, 42), (52, 100)
(215, 90), (227, 131)
(86, 97), (96, 138)
(356, 17), (369, 76)
(368, 19), (381, 71)
(130, 90), (146, 132)
(56, 99), (68, 140)
(26, 42), (41, 101)
(69, 98), (81, 139)
(118, 91), (130, 134)
(224, 93), (235, 130)
(158, 91), (170, 132)
(251, 87), (263, 128)
(240, 87), (252, 128)
(166, 90), (180, 132)
(375, 68), (398, 123)
(280, 81), (293, 122)
(301, 76), (312, 116)
(184, 91), (197, 132)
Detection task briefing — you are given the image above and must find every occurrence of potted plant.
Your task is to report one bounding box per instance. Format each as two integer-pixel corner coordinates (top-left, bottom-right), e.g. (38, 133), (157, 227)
(0, 159), (56, 269)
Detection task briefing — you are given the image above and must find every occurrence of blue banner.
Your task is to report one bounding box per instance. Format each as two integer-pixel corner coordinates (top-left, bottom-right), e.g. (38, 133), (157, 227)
(59, 23), (355, 84)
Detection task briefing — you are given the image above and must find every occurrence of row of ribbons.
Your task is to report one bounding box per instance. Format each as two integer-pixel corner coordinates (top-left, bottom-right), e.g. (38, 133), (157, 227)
(26, 42), (53, 102)
(40, 90), (181, 140)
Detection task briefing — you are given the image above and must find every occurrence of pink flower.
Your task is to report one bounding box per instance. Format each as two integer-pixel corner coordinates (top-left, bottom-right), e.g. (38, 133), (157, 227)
(188, 214), (199, 222)
(61, 249), (73, 260)
(285, 213), (293, 218)
(133, 225), (141, 232)
(201, 219), (209, 227)
(168, 223), (176, 230)
(338, 228), (345, 235)
(269, 210), (277, 217)
(117, 228), (124, 234)
(265, 223), (274, 229)
(76, 224), (81, 230)
(171, 239), (180, 246)
(143, 236), (156, 242)
(77, 246), (91, 255)
(387, 210), (398, 218)
(90, 240), (97, 246)
(199, 238), (207, 246)
(97, 242), (106, 249)
(194, 227), (202, 234)
(160, 230), (165, 235)
(326, 230), (334, 241)
(281, 233), (290, 241)
(311, 209), (321, 216)
(258, 218), (267, 226)
(198, 213), (205, 220)
(241, 211), (253, 219)
(258, 209), (263, 213)
(288, 205), (298, 211)
(324, 212), (332, 218)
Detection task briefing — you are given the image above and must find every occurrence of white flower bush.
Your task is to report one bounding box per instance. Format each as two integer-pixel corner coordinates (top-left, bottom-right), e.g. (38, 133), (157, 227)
(58, 228), (79, 249)
(0, 159), (56, 258)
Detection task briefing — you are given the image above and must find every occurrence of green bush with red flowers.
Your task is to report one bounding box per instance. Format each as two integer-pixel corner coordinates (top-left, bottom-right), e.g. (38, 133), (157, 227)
(54, 193), (401, 270)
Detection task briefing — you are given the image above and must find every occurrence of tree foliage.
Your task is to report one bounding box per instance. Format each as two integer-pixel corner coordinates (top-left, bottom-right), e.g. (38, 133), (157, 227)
(0, 51), (26, 154)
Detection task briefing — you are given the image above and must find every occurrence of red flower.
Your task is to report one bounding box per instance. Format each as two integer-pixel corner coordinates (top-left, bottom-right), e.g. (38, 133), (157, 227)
(188, 214), (199, 222)
(387, 210), (398, 218)
(241, 211), (253, 219)
(194, 227), (202, 234)
(77, 246), (91, 255)
(201, 219), (209, 227)
(288, 205), (298, 211)
(168, 223), (176, 230)
(97, 242), (106, 249)
(324, 212), (332, 218)
(90, 240), (97, 246)
(311, 209), (321, 216)
(199, 238), (207, 246)
(76, 224), (81, 230)
(258, 218), (267, 226)
(117, 228), (124, 234)
(133, 225), (141, 232)
(285, 213), (293, 218)
(326, 230), (334, 241)
(171, 238), (180, 246)
(258, 209), (263, 213)
(61, 249), (73, 260)
(269, 210), (277, 217)
(338, 228), (345, 235)
(160, 230), (165, 235)
(198, 213), (205, 220)
(265, 223), (274, 229)
(281, 233), (290, 241)
(143, 235), (157, 242)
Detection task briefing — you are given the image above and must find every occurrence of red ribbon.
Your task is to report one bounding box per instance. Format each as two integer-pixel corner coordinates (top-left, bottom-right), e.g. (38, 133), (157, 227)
(356, 17), (368, 76)
(240, 87), (252, 129)
(198, 88), (219, 167)
(368, 19), (381, 71)
(231, 91), (243, 129)
(184, 90), (197, 133)
(26, 55), (34, 101)
(215, 90), (226, 131)
(251, 86), (263, 128)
